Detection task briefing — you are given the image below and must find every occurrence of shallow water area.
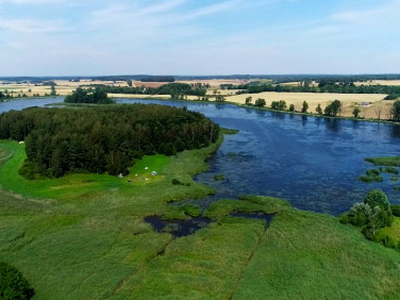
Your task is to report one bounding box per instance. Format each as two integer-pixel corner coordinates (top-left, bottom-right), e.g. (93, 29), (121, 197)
(230, 211), (274, 224)
(144, 216), (213, 238)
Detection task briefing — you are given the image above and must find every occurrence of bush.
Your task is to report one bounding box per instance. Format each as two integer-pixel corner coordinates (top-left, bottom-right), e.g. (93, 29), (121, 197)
(0, 262), (35, 300)
(364, 189), (390, 211)
(391, 205), (400, 217)
(324, 100), (342, 116)
(270, 100), (287, 110)
(254, 98), (266, 107)
(346, 202), (369, 227)
(344, 190), (393, 241)
(172, 178), (182, 185)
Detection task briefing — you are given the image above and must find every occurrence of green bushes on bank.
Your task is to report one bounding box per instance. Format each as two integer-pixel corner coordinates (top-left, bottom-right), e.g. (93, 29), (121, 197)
(341, 190), (393, 240)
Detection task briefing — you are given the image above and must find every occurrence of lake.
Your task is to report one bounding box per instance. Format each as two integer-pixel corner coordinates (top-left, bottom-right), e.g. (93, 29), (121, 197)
(2, 97), (400, 215)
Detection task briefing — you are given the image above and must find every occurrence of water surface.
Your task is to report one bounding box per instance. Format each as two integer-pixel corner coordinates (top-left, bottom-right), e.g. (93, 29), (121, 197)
(2, 97), (400, 215)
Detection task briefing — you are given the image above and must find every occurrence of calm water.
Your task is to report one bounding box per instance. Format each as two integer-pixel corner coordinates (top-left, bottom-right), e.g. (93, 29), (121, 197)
(2, 97), (400, 215)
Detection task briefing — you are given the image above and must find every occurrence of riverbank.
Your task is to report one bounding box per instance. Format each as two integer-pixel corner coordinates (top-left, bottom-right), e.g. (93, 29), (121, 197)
(1, 98), (400, 298)
(107, 94), (400, 125)
(1, 141), (400, 298)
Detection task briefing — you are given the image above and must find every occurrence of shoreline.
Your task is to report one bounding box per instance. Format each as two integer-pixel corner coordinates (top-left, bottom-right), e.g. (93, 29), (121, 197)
(109, 94), (400, 126)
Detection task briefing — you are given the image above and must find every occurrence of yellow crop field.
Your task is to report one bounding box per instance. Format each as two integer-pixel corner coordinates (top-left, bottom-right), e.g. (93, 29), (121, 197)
(225, 92), (389, 118)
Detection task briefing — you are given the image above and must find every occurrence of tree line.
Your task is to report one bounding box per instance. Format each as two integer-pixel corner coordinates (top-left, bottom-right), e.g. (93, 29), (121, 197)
(229, 81), (400, 95)
(64, 87), (114, 104)
(86, 83), (206, 97)
(0, 104), (219, 178)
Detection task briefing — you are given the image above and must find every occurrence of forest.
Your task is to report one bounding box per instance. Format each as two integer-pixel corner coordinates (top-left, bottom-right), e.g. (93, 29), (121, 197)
(85, 82), (207, 97)
(0, 104), (219, 178)
(64, 87), (114, 104)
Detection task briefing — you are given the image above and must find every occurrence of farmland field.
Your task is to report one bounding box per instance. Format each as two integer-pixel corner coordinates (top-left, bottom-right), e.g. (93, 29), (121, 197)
(226, 91), (390, 118)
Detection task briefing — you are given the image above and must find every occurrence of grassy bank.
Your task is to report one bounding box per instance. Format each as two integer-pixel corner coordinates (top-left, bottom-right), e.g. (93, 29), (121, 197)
(1, 139), (400, 298)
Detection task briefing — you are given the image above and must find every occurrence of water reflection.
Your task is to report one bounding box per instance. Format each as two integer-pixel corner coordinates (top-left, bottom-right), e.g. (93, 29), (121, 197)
(324, 118), (339, 132)
(390, 125), (400, 138)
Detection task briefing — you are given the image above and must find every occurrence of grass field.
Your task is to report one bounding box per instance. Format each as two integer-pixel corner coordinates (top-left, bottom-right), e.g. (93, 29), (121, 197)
(2, 137), (400, 298)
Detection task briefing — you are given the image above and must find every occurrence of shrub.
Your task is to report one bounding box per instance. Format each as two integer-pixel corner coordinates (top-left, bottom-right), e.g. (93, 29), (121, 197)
(172, 178), (182, 185)
(301, 101), (309, 113)
(254, 98), (266, 107)
(324, 100), (342, 116)
(352, 107), (361, 118)
(0, 262), (35, 300)
(316, 104), (323, 115)
(344, 190), (393, 241)
(364, 189), (390, 211)
(270, 100), (286, 110)
(391, 205), (400, 217)
(346, 202), (370, 227)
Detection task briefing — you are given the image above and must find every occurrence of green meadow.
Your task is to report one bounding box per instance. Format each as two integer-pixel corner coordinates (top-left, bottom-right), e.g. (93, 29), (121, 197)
(1, 138), (400, 299)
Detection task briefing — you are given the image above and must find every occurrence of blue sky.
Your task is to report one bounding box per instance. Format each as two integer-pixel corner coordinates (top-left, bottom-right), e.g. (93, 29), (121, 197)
(0, 0), (399, 76)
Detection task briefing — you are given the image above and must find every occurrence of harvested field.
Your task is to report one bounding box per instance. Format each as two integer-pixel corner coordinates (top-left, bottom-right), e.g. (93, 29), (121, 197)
(226, 92), (389, 118)
(178, 79), (249, 87)
(133, 81), (167, 88)
(354, 80), (400, 86)
(108, 93), (199, 100)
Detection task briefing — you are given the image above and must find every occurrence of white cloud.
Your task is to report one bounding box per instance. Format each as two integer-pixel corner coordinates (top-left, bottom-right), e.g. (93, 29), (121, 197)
(0, 18), (71, 33)
(332, 0), (400, 23)
(0, 0), (67, 4)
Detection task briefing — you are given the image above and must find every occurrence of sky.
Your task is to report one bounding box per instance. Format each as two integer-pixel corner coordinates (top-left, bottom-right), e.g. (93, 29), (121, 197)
(0, 0), (399, 76)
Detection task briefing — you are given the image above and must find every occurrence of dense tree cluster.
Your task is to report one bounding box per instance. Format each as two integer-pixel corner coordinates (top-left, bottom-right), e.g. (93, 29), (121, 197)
(64, 87), (113, 104)
(324, 100), (342, 116)
(384, 94), (399, 100)
(0, 104), (219, 178)
(341, 190), (393, 241)
(270, 100), (287, 110)
(254, 98), (266, 107)
(88, 83), (206, 97)
(140, 76), (175, 82)
(0, 262), (35, 299)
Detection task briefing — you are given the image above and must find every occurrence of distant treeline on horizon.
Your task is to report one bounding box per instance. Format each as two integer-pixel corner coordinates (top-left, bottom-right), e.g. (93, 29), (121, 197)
(2, 74), (400, 84)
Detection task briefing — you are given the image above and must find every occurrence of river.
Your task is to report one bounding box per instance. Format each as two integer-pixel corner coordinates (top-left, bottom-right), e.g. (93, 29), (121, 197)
(1, 97), (400, 215)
